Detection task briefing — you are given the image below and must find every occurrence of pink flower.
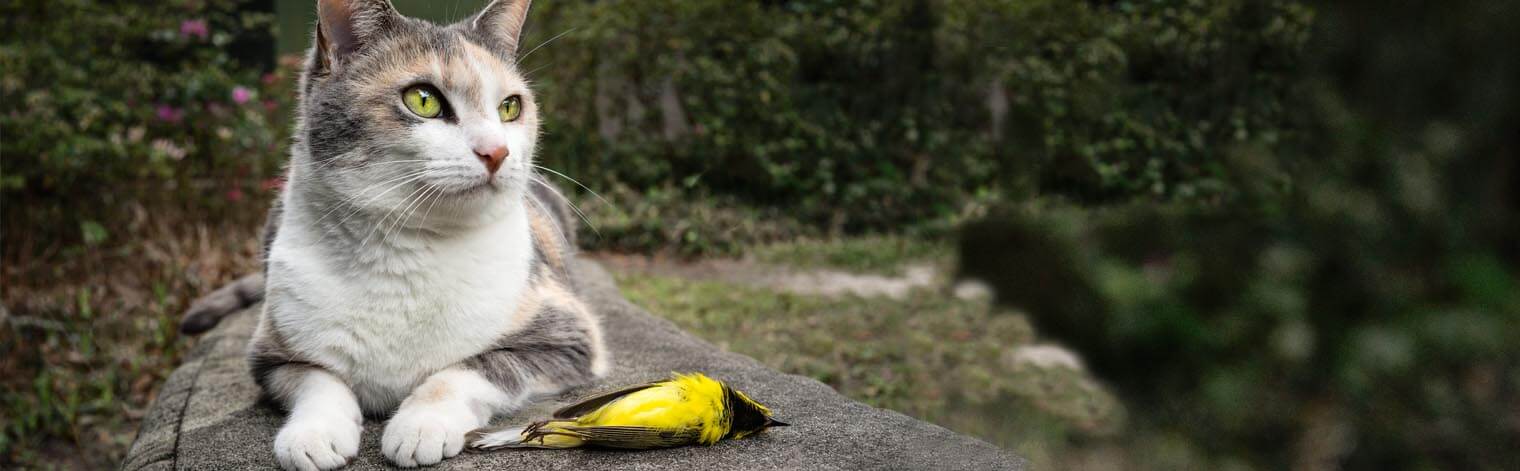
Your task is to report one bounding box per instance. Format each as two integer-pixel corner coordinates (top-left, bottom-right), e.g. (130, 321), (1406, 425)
(226, 187), (245, 202)
(231, 86), (253, 105)
(155, 105), (183, 123)
(180, 19), (209, 40)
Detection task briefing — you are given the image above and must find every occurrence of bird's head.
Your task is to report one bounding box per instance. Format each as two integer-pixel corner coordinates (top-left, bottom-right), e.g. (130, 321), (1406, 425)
(723, 386), (788, 439)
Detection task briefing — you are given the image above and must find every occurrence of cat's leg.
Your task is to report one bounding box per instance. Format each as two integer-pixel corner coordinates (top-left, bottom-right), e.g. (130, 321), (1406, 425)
(381, 300), (608, 467)
(380, 368), (515, 467)
(251, 322), (363, 471)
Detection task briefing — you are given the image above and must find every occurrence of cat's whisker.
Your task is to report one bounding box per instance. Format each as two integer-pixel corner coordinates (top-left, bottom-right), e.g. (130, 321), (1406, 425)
(313, 172), (432, 249)
(357, 185), (425, 251)
(359, 182), (434, 250)
(338, 172), (430, 222)
(308, 170), (430, 229)
(358, 159), (435, 167)
(307, 184), (423, 249)
(376, 191), (420, 246)
(522, 189), (571, 244)
(532, 164), (616, 212)
(532, 176), (600, 238)
(519, 27), (576, 62)
(382, 185), (440, 246)
(312, 158), (433, 173)
(522, 62), (554, 80)
(314, 171), (429, 228)
(417, 184), (448, 233)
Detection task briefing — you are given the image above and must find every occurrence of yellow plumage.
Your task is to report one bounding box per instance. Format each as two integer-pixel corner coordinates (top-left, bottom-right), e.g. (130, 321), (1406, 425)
(467, 373), (786, 450)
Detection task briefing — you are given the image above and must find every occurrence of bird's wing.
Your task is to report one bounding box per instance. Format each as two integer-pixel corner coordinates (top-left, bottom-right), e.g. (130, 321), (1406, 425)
(556, 425), (702, 449)
(552, 382), (663, 419)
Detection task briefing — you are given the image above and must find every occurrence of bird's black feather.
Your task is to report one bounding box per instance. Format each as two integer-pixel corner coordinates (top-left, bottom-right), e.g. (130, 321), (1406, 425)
(560, 425), (699, 449)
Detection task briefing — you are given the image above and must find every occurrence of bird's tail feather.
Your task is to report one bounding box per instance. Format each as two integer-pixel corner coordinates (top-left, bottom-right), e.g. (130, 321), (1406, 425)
(468, 421), (585, 450)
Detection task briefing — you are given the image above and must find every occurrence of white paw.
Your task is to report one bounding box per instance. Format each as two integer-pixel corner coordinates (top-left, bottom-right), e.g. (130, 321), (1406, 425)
(274, 415), (362, 471)
(382, 402), (480, 467)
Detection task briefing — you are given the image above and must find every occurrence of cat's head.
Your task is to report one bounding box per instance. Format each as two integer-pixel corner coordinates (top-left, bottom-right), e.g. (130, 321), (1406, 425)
(295, 0), (540, 227)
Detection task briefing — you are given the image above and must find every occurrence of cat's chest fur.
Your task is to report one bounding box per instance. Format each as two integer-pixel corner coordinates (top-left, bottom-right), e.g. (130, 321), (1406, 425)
(266, 202), (534, 414)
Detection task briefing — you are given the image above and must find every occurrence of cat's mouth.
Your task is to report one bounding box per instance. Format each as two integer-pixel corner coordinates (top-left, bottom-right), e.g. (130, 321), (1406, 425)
(448, 181), (496, 196)
(438, 178), (504, 200)
(417, 169), (512, 202)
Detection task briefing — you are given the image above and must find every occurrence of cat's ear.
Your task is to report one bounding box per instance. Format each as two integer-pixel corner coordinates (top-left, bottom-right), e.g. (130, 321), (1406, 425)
(315, 0), (400, 72)
(472, 0), (533, 57)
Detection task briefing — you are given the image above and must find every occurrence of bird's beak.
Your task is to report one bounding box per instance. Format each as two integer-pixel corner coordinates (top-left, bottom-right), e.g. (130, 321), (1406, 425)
(766, 419), (790, 427)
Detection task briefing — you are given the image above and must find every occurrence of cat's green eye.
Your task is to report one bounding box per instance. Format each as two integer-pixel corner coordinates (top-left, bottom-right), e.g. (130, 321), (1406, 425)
(402, 85), (443, 118)
(499, 95), (523, 122)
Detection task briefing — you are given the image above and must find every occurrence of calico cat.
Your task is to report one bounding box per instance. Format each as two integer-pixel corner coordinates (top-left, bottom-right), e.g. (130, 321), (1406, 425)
(178, 1), (608, 469)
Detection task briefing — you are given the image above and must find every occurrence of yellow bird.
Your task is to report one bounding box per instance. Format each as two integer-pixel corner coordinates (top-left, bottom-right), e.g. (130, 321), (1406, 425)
(467, 373), (788, 450)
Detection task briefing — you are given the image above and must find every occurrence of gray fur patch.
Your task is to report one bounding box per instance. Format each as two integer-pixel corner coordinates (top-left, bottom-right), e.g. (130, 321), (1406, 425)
(462, 302), (600, 397)
(246, 311), (321, 408)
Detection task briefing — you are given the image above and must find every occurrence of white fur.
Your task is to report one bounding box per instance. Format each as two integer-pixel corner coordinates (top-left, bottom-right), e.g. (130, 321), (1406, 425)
(268, 196), (535, 414)
(380, 368), (538, 467)
(275, 371), (364, 471)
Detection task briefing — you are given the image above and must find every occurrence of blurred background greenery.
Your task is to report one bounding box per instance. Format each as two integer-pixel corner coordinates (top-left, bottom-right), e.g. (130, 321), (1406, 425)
(3, 0), (1517, 469)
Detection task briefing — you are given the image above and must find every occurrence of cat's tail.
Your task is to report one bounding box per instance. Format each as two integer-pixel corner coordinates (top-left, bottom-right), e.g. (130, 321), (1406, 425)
(179, 272), (265, 334)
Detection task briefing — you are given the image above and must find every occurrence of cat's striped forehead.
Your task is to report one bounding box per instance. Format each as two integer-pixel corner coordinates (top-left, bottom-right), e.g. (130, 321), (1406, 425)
(344, 24), (527, 114)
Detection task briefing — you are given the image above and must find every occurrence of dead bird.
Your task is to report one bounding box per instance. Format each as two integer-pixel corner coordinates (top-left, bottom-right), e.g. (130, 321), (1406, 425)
(468, 373), (788, 450)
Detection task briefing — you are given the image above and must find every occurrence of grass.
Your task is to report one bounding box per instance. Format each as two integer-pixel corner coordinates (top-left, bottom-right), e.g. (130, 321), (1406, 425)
(752, 236), (953, 275)
(610, 268), (1125, 467)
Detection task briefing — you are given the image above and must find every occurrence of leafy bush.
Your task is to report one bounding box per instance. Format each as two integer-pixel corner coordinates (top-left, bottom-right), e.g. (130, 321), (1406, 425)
(1, 0), (291, 245)
(523, 0), (1313, 240)
(961, 1), (1520, 468)
(575, 182), (816, 256)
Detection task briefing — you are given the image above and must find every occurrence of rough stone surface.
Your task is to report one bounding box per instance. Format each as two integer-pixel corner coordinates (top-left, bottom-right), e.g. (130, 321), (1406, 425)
(124, 259), (1024, 470)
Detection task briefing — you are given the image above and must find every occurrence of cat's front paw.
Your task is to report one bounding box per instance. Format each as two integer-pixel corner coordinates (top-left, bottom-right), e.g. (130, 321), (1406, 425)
(382, 402), (480, 467)
(273, 415), (362, 471)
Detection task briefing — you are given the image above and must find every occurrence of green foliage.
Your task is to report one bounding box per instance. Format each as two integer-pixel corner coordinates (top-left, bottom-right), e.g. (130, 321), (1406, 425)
(961, 1), (1520, 468)
(576, 182), (816, 256)
(1, 0), (291, 243)
(522, 0), (1312, 240)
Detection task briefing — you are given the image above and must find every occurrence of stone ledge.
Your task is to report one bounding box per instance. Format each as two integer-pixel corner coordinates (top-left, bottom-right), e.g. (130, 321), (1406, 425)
(124, 259), (1024, 470)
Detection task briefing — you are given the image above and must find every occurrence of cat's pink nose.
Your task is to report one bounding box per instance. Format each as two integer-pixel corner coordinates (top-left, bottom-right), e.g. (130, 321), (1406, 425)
(475, 145), (508, 175)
